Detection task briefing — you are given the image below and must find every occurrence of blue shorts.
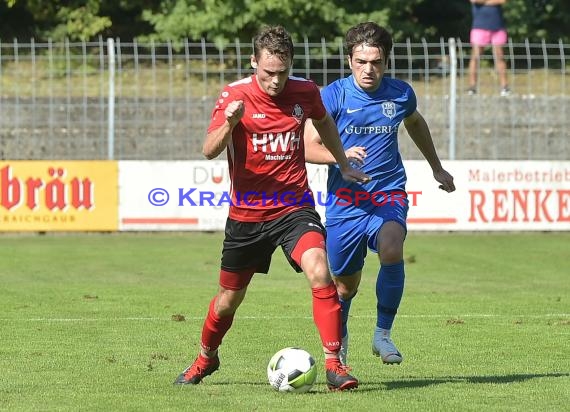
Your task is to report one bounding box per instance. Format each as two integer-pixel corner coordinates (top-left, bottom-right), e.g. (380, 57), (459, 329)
(326, 200), (408, 276)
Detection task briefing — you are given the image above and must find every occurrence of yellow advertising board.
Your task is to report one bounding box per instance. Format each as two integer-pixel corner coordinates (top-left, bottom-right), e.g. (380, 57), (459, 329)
(0, 161), (118, 231)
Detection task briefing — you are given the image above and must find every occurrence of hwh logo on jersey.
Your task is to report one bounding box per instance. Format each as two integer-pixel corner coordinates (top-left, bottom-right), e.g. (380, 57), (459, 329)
(252, 131), (300, 153)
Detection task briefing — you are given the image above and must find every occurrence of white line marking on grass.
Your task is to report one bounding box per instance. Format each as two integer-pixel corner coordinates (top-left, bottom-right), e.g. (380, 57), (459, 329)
(0, 314), (568, 322)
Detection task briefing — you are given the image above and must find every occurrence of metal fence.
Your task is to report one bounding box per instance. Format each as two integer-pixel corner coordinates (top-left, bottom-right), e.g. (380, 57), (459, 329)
(0, 37), (568, 160)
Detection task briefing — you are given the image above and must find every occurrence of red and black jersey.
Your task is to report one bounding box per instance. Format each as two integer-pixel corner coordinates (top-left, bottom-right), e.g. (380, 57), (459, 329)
(207, 75), (327, 222)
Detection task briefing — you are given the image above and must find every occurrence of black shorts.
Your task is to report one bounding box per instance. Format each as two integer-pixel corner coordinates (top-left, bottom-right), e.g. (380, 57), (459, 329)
(221, 208), (325, 274)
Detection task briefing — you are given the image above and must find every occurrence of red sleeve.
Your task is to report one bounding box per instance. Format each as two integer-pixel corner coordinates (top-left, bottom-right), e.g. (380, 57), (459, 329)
(308, 81), (327, 121)
(207, 86), (241, 133)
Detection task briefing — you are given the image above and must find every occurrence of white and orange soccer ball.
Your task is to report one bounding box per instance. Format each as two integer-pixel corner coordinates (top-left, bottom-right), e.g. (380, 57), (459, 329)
(267, 347), (317, 393)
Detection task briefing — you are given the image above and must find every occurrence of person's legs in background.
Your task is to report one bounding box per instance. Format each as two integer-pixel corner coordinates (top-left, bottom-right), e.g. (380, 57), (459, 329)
(491, 29), (510, 95)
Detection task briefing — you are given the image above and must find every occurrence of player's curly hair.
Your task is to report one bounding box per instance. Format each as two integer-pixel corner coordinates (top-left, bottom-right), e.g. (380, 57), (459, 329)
(346, 22), (393, 60)
(253, 25), (294, 63)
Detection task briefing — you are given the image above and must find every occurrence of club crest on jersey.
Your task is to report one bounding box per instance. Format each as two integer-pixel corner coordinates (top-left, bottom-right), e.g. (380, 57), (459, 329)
(292, 104), (304, 124)
(381, 101), (396, 119)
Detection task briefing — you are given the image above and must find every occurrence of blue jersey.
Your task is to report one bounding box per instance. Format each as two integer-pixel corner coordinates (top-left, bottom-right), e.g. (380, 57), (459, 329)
(321, 75), (416, 221)
(472, 5), (505, 31)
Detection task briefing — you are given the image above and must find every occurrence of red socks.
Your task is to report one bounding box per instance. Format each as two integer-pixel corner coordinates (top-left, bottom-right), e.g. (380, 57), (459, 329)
(199, 283), (341, 358)
(325, 357), (342, 370)
(200, 297), (234, 352)
(311, 282), (342, 353)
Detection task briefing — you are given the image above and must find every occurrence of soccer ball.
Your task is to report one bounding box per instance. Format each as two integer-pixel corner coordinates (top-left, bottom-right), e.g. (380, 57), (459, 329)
(267, 347), (317, 393)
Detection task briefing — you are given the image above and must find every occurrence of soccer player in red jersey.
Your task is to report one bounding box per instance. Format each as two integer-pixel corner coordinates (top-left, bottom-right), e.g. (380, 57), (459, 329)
(174, 25), (369, 391)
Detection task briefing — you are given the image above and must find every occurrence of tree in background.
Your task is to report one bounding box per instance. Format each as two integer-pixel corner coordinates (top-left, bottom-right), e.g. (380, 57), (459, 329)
(1, 0), (110, 40)
(0, 0), (155, 41)
(0, 0), (569, 43)
(139, 0), (422, 45)
(139, 0), (570, 43)
(503, 0), (570, 41)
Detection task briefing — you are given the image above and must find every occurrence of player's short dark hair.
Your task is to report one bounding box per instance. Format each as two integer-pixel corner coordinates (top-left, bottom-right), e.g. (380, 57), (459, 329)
(345, 22), (393, 60)
(253, 25), (294, 63)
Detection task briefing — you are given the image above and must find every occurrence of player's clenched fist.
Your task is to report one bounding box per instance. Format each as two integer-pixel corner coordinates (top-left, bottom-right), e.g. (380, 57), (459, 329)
(225, 100), (245, 127)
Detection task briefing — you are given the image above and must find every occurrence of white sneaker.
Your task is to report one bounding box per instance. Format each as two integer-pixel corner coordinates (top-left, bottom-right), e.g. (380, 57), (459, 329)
(372, 329), (403, 364)
(339, 333), (348, 365)
(500, 87), (511, 97)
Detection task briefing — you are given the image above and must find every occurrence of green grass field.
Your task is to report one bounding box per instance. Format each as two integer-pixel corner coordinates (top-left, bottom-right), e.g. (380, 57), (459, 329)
(1, 232), (568, 411)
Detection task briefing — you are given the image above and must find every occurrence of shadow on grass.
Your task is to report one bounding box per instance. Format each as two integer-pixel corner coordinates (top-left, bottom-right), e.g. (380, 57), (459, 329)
(368, 372), (570, 392)
(183, 372), (569, 393)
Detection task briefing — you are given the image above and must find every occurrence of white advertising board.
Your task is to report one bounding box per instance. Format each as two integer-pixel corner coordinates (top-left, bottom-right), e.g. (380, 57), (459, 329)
(404, 160), (570, 231)
(119, 161), (570, 231)
(119, 161), (230, 231)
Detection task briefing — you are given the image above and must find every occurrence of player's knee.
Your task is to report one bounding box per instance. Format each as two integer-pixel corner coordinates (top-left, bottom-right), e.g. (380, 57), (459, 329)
(378, 243), (403, 263)
(309, 267), (332, 288)
(301, 249), (331, 286)
(215, 288), (247, 316)
(336, 283), (358, 301)
(304, 260), (332, 287)
(333, 273), (360, 300)
(381, 251), (403, 264)
(378, 226), (405, 262)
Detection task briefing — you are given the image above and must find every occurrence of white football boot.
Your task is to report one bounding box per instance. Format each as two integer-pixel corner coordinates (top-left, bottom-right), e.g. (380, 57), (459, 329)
(372, 327), (403, 364)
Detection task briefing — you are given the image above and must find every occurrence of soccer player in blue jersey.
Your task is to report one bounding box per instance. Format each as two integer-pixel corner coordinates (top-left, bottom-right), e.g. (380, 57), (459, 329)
(304, 22), (456, 365)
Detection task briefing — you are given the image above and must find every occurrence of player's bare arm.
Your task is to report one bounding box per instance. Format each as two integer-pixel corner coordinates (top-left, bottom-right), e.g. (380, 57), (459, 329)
(303, 119), (335, 164)
(203, 100), (245, 159)
(311, 114), (371, 183)
(304, 120), (367, 166)
(304, 113), (370, 183)
(310, 114), (351, 168)
(404, 110), (456, 193)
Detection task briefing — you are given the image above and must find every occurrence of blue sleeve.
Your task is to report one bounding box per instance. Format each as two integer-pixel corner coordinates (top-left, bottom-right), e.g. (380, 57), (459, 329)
(320, 81), (342, 117)
(405, 85), (417, 117)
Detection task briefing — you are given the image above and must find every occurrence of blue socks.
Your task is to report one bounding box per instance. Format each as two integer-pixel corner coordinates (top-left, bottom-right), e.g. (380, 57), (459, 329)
(339, 295), (353, 338)
(339, 260), (405, 335)
(376, 260), (405, 330)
